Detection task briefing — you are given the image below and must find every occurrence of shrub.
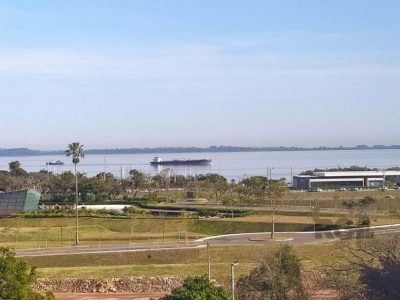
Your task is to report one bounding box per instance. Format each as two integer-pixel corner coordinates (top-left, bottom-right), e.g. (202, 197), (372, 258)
(237, 245), (307, 299)
(0, 247), (54, 300)
(161, 276), (230, 300)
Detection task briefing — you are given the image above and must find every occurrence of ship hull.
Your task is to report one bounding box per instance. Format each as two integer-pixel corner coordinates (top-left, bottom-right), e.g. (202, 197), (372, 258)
(150, 159), (212, 166)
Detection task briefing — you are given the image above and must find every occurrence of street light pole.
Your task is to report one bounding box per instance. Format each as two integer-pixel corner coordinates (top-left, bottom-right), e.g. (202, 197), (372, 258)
(207, 242), (211, 281)
(231, 262), (239, 300)
(382, 169), (386, 188)
(74, 163), (79, 246)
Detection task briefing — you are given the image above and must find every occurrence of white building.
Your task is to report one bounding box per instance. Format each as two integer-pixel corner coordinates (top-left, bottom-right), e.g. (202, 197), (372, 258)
(293, 171), (400, 190)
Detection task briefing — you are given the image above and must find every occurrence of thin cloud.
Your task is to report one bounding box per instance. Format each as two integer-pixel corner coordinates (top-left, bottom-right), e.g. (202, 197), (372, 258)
(0, 39), (398, 81)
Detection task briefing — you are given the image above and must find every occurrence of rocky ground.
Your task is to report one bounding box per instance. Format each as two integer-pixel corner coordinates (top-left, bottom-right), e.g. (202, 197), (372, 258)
(303, 270), (339, 299)
(33, 277), (183, 294)
(33, 271), (338, 299)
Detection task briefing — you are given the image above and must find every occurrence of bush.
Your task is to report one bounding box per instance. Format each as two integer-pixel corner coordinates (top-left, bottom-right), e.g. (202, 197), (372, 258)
(161, 276), (230, 300)
(328, 234), (400, 299)
(122, 206), (144, 215)
(237, 245), (307, 299)
(0, 247), (54, 300)
(358, 215), (371, 226)
(83, 193), (96, 202)
(197, 209), (219, 217)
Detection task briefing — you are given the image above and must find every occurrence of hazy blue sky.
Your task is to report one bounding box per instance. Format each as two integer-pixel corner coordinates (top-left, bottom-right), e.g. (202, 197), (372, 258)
(1, 0), (399, 149)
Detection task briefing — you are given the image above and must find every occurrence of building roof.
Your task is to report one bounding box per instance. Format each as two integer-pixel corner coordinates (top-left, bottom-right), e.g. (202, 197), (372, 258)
(310, 178), (365, 182)
(313, 171), (400, 177)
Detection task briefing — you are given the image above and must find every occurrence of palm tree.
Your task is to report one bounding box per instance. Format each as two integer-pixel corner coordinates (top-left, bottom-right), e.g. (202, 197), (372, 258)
(65, 142), (85, 245)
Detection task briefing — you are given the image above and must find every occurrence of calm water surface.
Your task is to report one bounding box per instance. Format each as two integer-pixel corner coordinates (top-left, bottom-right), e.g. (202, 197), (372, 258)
(0, 149), (399, 181)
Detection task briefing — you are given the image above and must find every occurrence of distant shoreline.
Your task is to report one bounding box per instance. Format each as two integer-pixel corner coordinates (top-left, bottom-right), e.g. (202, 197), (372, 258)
(1, 145), (400, 157)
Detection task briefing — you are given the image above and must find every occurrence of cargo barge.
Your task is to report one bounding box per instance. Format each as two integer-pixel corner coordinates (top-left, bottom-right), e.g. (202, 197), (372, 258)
(150, 157), (212, 166)
(46, 160), (64, 166)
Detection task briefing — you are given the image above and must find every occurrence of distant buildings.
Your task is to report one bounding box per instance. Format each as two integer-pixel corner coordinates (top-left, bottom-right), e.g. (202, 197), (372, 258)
(293, 171), (400, 190)
(0, 189), (41, 216)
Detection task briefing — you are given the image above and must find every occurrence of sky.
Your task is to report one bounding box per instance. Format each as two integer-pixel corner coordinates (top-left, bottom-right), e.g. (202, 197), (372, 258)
(1, 0), (399, 150)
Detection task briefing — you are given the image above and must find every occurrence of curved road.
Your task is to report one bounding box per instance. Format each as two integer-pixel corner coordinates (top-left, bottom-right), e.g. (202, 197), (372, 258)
(15, 224), (400, 257)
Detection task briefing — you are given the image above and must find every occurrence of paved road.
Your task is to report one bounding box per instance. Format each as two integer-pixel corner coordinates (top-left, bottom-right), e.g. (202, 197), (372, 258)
(16, 243), (206, 257)
(15, 224), (400, 257)
(163, 203), (353, 214)
(161, 202), (394, 215)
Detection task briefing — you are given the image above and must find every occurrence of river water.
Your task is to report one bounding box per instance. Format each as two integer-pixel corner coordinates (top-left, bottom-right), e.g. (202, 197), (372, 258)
(0, 149), (399, 181)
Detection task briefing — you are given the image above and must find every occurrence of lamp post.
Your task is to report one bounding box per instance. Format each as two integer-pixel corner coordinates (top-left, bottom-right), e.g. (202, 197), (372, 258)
(267, 167), (274, 181)
(382, 169), (386, 189)
(207, 242), (211, 281)
(231, 262), (239, 300)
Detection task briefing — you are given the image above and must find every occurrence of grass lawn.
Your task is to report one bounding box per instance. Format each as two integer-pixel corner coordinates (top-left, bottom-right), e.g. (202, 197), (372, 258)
(23, 243), (338, 285)
(228, 214), (400, 226)
(36, 263), (256, 282)
(1, 213), (399, 249)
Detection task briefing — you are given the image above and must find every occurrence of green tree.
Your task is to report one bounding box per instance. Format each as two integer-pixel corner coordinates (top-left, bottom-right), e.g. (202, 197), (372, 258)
(265, 180), (288, 239)
(0, 247), (54, 300)
(237, 245), (307, 300)
(48, 171), (75, 202)
(197, 174), (229, 203)
(65, 142), (85, 245)
(240, 176), (268, 205)
(161, 276), (230, 300)
(241, 176), (268, 190)
(8, 161), (27, 176)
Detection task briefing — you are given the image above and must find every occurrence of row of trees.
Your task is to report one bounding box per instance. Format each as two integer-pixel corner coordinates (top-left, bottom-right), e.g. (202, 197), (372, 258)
(1, 161), (289, 207)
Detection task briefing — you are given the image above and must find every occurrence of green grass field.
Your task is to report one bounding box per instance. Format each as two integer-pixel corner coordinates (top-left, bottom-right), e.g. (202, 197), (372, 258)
(1, 212), (399, 249)
(285, 190), (400, 211)
(20, 243), (338, 288)
(0, 213), (377, 290)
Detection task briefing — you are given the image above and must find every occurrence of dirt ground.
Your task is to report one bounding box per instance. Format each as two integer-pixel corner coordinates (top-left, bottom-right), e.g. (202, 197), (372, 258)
(55, 293), (166, 300)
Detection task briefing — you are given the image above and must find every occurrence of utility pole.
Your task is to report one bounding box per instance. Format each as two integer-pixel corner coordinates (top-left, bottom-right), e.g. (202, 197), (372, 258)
(207, 242), (211, 281)
(382, 169), (386, 188)
(231, 262), (239, 300)
(290, 165), (293, 184)
(103, 157), (106, 181)
(185, 212), (188, 246)
(162, 213), (165, 244)
(129, 217), (134, 247)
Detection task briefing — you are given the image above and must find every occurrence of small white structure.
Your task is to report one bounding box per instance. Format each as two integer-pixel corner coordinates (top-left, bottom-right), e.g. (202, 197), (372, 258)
(152, 157), (163, 163)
